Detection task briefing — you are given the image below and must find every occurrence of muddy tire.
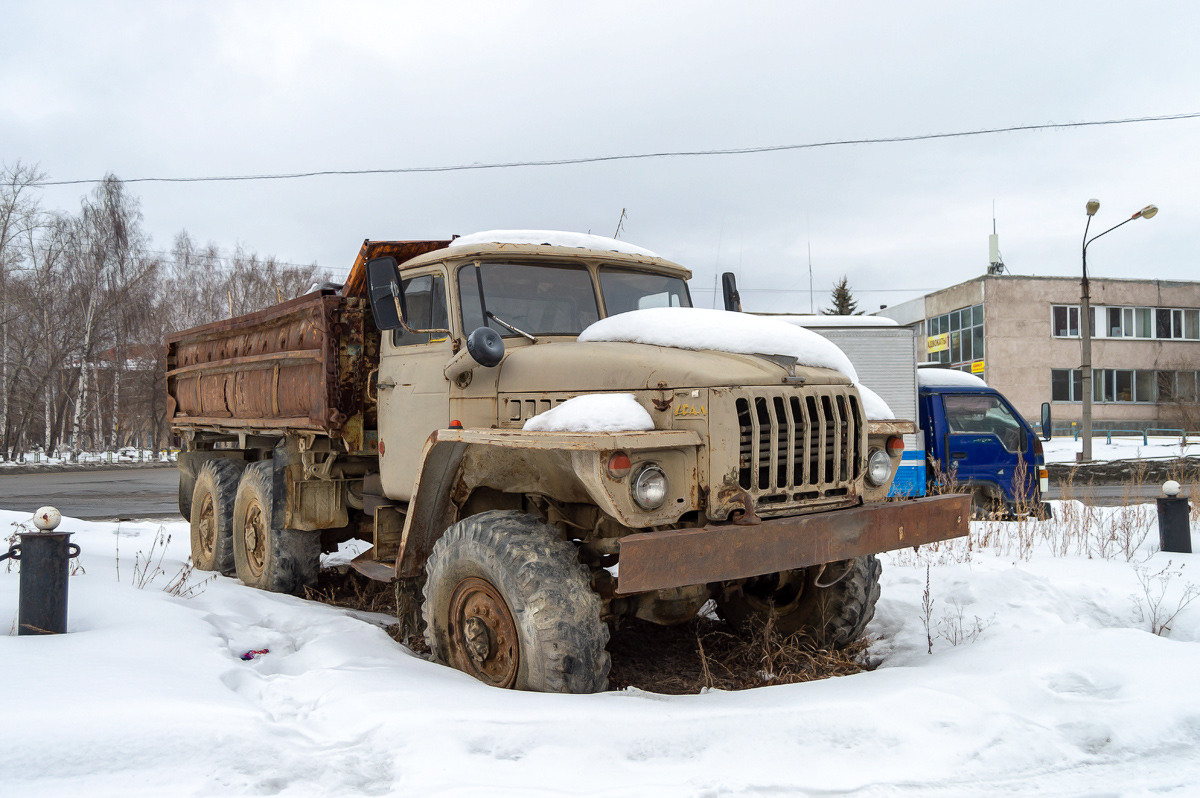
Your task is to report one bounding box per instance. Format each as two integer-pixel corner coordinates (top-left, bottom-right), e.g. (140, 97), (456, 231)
(189, 458), (246, 574)
(422, 510), (610, 693)
(717, 555), (882, 649)
(231, 461), (320, 595)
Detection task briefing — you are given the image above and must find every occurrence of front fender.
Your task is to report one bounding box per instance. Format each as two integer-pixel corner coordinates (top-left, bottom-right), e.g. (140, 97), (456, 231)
(395, 428), (701, 577)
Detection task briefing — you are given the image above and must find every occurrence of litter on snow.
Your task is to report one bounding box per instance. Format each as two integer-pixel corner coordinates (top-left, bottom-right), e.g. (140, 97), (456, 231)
(523, 393), (655, 433)
(239, 649), (269, 661)
(917, 367), (988, 388)
(448, 229), (660, 258)
(579, 308), (895, 420)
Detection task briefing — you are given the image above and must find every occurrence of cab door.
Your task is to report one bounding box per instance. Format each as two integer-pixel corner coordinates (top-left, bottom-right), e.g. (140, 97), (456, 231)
(941, 392), (1028, 501)
(376, 269), (453, 501)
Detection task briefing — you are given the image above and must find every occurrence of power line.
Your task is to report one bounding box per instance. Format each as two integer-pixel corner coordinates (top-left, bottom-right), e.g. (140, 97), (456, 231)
(30, 111), (1200, 188)
(691, 286), (934, 294)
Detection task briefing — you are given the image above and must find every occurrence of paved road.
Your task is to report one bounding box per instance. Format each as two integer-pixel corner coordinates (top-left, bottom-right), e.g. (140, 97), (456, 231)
(0, 467), (1186, 520)
(0, 467), (180, 520)
(1045, 482), (1184, 506)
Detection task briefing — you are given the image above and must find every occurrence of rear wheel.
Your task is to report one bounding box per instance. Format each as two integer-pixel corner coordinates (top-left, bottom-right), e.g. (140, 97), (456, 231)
(717, 555), (882, 648)
(231, 461), (319, 595)
(422, 510), (610, 693)
(189, 458), (246, 574)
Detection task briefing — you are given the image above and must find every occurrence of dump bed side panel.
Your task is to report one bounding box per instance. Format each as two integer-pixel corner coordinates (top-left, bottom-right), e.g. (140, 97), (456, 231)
(166, 292), (376, 447)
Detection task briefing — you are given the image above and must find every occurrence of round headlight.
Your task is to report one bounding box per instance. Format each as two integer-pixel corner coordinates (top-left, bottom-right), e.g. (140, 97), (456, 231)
(866, 449), (893, 487)
(632, 464), (669, 510)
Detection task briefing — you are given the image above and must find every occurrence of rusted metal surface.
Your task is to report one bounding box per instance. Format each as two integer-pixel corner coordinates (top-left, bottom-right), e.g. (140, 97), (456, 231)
(615, 494), (970, 595)
(341, 239), (453, 298)
(166, 292), (378, 449)
(868, 419), (917, 436)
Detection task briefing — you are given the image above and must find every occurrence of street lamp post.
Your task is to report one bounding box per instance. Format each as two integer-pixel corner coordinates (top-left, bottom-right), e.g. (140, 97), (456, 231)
(1079, 201), (1158, 462)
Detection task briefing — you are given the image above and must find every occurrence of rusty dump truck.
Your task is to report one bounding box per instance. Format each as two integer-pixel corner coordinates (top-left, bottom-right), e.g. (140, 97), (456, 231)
(167, 231), (968, 693)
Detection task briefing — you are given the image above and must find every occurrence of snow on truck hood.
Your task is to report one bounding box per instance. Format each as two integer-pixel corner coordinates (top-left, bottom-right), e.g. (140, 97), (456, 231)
(448, 230), (660, 258)
(578, 308), (895, 420)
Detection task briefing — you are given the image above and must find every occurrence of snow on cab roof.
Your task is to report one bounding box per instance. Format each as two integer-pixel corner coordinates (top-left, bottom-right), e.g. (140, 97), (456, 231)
(579, 307), (895, 420)
(449, 230), (660, 258)
(917, 367), (988, 388)
(772, 315), (899, 328)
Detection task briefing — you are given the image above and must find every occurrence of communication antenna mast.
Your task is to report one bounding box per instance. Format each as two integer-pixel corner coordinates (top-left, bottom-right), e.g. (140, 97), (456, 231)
(807, 215), (814, 313)
(987, 204), (1006, 275)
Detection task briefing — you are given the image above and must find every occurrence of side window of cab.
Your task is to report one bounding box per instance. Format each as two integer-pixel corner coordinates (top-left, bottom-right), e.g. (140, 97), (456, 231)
(943, 394), (1024, 453)
(392, 273), (449, 347)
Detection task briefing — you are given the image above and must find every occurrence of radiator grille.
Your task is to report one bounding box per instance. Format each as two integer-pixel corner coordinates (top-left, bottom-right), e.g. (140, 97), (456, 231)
(735, 387), (864, 501)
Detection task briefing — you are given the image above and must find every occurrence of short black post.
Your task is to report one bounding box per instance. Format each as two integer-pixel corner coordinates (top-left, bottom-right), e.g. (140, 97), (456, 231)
(1157, 481), (1192, 554)
(17, 531), (76, 634)
(0, 507), (79, 636)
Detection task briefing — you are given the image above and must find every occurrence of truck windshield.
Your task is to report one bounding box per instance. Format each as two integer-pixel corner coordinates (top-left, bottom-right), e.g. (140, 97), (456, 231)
(599, 268), (692, 315)
(458, 262), (600, 337)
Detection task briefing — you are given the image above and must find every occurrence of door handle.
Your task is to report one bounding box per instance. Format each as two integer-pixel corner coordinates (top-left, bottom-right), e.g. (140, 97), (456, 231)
(377, 381), (396, 390)
(951, 452), (968, 459)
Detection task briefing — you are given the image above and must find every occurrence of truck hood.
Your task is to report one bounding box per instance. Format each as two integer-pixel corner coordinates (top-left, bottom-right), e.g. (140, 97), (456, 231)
(495, 340), (850, 392)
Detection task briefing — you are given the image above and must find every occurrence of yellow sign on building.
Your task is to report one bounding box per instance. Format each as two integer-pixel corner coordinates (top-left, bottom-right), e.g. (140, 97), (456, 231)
(971, 360), (985, 374)
(926, 333), (949, 353)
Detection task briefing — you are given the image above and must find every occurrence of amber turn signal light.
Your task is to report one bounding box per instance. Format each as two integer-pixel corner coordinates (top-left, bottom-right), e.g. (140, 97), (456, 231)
(607, 452), (632, 479)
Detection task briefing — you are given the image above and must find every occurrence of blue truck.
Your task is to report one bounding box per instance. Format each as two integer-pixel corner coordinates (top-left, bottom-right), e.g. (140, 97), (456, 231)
(916, 367), (1049, 514)
(765, 315), (1048, 513)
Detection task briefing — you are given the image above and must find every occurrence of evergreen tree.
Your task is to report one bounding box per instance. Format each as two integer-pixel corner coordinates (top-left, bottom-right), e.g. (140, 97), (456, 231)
(821, 276), (862, 315)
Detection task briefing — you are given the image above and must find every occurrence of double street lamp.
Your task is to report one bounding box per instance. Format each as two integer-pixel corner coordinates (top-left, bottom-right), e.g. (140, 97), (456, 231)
(1079, 200), (1158, 462)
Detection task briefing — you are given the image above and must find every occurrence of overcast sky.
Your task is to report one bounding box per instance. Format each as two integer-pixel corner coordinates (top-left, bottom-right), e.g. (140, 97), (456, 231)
(4, 1), (1199, 312)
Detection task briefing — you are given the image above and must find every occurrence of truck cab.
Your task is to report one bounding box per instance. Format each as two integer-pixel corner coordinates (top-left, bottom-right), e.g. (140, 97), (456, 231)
(918, 376), (1048, 515)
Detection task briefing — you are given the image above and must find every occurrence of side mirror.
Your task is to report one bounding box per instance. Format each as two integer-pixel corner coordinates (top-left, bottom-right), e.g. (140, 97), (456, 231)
(467, 326), (505, 368)
(721, 272), (742, 312)
(366, 256), (405, 330)
(1040, 402), (1052, 441)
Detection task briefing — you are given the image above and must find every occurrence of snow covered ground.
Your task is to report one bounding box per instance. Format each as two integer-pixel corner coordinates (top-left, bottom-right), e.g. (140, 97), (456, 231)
(1043, 435), (1200, 464)
(3, 504), (1199, 797)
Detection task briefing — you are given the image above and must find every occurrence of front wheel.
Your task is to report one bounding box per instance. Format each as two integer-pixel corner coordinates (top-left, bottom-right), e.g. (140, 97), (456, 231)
(422, 510), (610, 693)
(717, 555), (882, 648)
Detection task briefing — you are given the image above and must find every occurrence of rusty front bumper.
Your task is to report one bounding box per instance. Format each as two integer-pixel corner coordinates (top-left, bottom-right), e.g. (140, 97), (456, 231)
(616, 494), (970, 595)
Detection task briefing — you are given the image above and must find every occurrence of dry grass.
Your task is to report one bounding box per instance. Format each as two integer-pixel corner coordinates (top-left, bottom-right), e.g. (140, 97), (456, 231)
(303, 567), (872, 693)
(303, 567), (397, 615)
(606, 615), (872, 695)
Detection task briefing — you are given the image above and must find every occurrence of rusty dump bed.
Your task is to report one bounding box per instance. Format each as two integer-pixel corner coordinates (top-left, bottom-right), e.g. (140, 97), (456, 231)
(166, 291), (378, 450)
(166, 239), (452, 451)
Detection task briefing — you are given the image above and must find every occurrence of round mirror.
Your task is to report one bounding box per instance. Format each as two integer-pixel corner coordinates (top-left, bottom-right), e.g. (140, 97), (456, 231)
(467, 326), (505, 368)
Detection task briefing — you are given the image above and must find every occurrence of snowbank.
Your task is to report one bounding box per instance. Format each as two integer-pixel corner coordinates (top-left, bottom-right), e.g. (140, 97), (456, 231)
(774, 314), (898, 328)
(918, 367), (988, 388)
(449, 229), (659, 258)
(4, 505), (1200, 796)
(523, 393), (655, 432)
(579, 308), (895, 419)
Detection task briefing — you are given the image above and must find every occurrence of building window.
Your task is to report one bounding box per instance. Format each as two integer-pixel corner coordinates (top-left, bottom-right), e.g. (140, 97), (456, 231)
(1052, 305), (1079, 337)
(1089, 369), (1160, 403)
(1051, 368), (1084, 402)
(1057, 304), (1200, 340)
(926, 303), (984, 375)
(1158, 371), (1200, 404)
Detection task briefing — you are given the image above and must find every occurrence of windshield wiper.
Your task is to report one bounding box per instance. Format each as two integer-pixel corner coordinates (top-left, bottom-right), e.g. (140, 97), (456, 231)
(487, 312), (538, 343)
